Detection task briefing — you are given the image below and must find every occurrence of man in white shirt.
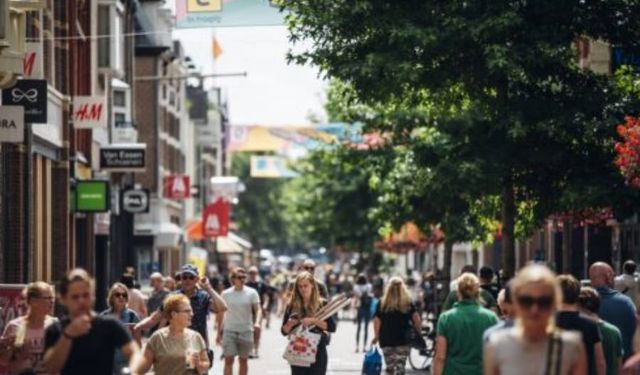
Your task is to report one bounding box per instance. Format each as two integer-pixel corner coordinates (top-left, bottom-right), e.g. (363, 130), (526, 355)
(218, 267), (261, 375)
(614, 260), (640, 309)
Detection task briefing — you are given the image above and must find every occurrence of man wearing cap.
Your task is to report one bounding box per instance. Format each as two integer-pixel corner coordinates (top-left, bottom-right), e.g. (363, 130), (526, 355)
(135, 264), (228, 347)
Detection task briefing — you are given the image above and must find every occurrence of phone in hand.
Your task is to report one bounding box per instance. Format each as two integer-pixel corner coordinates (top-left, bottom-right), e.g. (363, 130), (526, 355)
(289, 313), (300, 321)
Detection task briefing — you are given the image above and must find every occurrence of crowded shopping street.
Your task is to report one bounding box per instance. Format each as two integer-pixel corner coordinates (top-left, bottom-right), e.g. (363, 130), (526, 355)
(3, 1), (640, 375)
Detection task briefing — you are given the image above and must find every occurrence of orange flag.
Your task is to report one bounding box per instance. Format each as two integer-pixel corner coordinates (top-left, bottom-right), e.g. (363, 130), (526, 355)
(213, 38), (223, 60)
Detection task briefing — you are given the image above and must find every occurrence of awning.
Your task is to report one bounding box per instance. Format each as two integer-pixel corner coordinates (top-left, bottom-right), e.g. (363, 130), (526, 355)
(135, 222), (183, 248)
(184, 219), (252, 253)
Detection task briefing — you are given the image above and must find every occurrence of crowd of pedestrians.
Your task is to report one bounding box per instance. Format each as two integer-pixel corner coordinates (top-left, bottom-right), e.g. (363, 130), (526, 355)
(4, 257), (640, 375)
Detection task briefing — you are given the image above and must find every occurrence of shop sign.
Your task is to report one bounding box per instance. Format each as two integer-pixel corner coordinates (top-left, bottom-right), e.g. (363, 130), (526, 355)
(164, 175), (191, 199)
(75, 180), (110, 212)
(99, 144), (146, 172)
(1, 79), (47, 123)
(0, 106), (24, 143)
(202, 198), (230, 237)
(122, 188), (150, 214)
(73, 96), (107, 128)
(23, 42), (43, 79)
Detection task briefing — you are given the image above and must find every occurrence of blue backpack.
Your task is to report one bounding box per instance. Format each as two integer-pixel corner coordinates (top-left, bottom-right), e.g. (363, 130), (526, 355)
(362, 347), (382, 375)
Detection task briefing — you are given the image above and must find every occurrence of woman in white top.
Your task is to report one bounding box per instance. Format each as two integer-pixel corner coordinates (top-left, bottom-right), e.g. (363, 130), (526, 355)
(484, 265), (587, 375)
(0, 282), (58, 375)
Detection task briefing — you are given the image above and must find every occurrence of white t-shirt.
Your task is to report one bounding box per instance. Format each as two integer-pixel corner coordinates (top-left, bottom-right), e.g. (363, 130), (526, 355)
(222, 286), (260, 332)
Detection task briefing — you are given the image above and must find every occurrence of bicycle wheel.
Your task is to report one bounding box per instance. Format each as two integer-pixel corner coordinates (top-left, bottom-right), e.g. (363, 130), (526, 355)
(408, 347), (432, 371)
(408, 335), (435, 370)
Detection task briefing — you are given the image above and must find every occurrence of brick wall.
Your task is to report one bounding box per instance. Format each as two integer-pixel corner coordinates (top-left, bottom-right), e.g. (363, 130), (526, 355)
(2, 145), (28, 283)
(134, 57), (159, 192)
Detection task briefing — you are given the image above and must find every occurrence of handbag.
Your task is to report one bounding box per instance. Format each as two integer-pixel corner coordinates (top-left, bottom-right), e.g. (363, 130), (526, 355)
(283, 326), (322, 367)
(544, 330), (563, 375)
(362, 346), (382, 375)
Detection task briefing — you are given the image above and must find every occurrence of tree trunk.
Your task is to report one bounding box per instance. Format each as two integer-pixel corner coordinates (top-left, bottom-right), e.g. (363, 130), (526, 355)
(443, 239), (454, 295)
(501, 177), (516, 280)
(562, 219), (572, 274)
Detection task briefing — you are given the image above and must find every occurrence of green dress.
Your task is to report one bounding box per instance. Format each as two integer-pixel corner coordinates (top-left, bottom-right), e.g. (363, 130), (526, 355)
(436, 299), (498, 375)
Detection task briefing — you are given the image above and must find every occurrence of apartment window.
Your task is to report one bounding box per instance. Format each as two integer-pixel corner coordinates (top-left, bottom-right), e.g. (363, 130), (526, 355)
(113, 89), (126, 107)
(114, 113), (125, 126)
(98, 2), (125, 73)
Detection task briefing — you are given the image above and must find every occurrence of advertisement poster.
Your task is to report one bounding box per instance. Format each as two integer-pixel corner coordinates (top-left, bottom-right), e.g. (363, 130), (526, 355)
(0, 284), (27, 375)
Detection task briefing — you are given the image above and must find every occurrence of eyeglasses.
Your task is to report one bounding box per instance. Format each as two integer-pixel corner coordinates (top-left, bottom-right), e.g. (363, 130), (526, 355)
(68, 292), (91, 301)
(176, 309), (193, 314)
(33, 296), (54, 301)
(516, 295), (554, 310)
(113, 292), (128, 299)
(182, 274), (197, 281)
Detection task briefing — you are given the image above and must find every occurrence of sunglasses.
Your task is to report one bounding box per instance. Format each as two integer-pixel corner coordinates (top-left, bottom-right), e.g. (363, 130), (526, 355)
(113, 292), (128, 299)
(516, 295), (554, 310)
(234, 275), (247, 280)
(182, 274), (197, 281)
(303, 267), (315, 271)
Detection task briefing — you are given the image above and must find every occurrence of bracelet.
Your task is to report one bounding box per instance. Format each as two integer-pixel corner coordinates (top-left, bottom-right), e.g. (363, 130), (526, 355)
(62, 331), (75, 340)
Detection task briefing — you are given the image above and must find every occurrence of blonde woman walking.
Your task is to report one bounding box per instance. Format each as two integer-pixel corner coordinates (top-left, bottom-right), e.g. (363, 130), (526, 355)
(0, 282), (57, 375)
(434, 273), (498, 375)
(371, 277), (421, 375)
(484, 265), (587, 375)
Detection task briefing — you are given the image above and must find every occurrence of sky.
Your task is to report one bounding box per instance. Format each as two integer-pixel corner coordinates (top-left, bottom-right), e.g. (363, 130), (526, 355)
(167, 3), (328, 126)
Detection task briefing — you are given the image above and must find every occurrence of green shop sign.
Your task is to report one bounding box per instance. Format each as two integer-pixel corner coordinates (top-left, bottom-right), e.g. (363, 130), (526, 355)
(75, 180), (110, 212)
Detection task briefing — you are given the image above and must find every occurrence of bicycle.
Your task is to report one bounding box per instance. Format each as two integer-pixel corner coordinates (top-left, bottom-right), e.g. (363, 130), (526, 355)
(408, 313), (437, 371)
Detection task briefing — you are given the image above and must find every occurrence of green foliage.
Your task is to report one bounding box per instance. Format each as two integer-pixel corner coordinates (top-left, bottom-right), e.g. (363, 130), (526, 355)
(231, 153), (290, 249)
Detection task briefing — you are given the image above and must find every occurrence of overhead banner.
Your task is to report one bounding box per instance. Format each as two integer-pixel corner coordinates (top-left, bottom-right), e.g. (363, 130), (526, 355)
(0, 106), (24, 143)
(100, 144), (146, 172)
(250, 155), (297, 178)
(73, 96), (107, 129)
(175, 0), (284, 29)
(1, 79), (48, 123)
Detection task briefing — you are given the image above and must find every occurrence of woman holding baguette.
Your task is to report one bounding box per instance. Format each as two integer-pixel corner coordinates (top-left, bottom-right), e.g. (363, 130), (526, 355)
(281, 271), (337, 375)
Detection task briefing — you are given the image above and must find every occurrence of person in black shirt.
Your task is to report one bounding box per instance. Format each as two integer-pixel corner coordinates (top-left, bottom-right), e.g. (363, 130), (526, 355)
(479, 266), (500, 301)
(556, 274), (606, 375)
(43, 268), (140, 375)
(246, 266), (268, 358)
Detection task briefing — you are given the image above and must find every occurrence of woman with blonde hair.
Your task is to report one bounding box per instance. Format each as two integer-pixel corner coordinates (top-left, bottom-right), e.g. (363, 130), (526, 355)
(133, 294), (209, 375)
(484, 265), (587, 375)
(100, 282), (141, 375)
(434, 273), (498, 375)
(371, 277), (421, 375)
(0, 282), (57, 375)
(281, 271), (336, 375)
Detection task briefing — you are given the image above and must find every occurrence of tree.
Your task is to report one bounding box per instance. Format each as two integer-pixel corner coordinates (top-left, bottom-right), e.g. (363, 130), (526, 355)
(283, 0), (640, 277)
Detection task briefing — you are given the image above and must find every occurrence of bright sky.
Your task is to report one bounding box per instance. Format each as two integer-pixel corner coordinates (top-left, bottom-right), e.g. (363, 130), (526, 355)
(167, 3), (328, 126)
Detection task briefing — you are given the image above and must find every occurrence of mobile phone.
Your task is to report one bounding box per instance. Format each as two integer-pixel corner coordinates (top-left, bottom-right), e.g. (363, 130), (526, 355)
(290, 313), (300, 320)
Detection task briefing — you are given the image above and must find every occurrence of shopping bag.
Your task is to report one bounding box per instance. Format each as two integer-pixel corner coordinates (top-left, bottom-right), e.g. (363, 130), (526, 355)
(362, 346), (382, 375)
(283, 327), (322, 367)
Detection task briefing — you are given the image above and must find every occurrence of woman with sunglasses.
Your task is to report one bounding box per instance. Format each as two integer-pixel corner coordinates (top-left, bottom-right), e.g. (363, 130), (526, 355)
(100, 283), (141, 375)
(484, 265), (587, 375)
(133, 294), (209, 375)
(0, 282), (57, 375)
(433, 273), (498, 375)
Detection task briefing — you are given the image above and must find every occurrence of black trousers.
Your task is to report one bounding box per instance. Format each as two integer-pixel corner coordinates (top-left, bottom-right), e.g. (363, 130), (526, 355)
(291, 345), (328, 375)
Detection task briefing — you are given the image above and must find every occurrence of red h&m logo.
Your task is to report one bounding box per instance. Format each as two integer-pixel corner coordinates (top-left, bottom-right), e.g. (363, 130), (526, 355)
(23, 52), (36, 77)
(74, 103), (103, 121)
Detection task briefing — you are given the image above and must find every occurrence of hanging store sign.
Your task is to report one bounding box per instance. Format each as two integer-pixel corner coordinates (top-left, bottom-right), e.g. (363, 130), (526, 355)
(203, 198), (230, 237)
(122, 188), (150, 214)
(75, 180), (110, 213)
(23, 42), (43, 79)
(164, 175), (191, 199)
(99, 144), (146, 172)
(0, 106), (24, 143)
(73, 96), (107, 128)
(1, 79), (47, 123)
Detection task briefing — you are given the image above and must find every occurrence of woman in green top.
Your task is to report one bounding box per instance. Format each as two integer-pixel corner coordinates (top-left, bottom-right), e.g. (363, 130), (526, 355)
(133, 294), (209, 375)
(433, 273), (498, 375)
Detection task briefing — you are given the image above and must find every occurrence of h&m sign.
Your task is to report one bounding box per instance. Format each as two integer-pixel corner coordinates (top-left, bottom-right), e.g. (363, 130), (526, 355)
(73, 96), (107, 129)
